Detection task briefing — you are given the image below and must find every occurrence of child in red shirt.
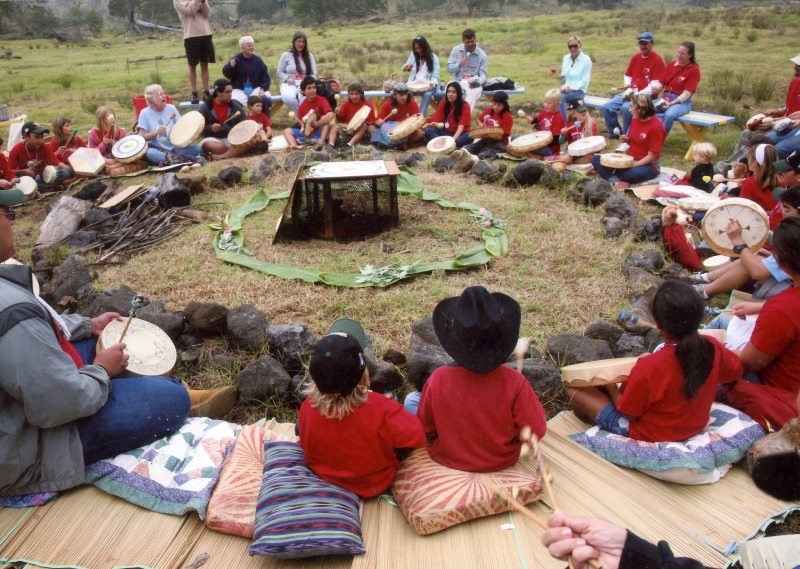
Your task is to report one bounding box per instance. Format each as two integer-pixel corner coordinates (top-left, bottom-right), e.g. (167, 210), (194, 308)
(336, 83), (375, 148)
(283, 77), (337, 150)
(370, 83), (422, 148)
(0, 136), (15, 189)
(463, 91), (513, 159)
(9, 121), (72, 191)
(735, 143), (781, 229)
(298, 319), (425, 498)
(418, 286), (547, 472)
(48, 117), (86, 164)
(524, 88), (564, 157)
(245, 95), (272, 143)
(423, 81), (472, 148)
(569, 281), (742, 443)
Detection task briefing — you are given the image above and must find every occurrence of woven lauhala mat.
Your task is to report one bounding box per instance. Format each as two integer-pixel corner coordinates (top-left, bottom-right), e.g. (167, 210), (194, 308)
(0, 413), (795, 569)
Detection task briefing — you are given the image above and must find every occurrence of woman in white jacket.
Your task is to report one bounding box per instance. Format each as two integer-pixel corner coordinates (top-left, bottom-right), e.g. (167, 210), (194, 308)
(402, 36), (440, 116)
(277, 31), (317, 115)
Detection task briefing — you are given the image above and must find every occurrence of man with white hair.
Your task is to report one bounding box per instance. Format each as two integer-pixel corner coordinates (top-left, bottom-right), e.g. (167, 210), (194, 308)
(222, 35), (272, 111)
(136, 84), (204, 166)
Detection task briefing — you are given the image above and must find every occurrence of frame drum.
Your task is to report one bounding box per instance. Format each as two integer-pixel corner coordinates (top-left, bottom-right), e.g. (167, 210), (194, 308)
(97, 317), (177, 376)
(112, 135), (147, 163)
(228, 119), (260, 150)
(507, 131), (553, 156)
(599, 152), (634, 168)
(389, 114), (426, 141)
(470, 126), (504, 141)
(301, 110), (318, 137)
(169, 111), (205, 148)
(561, 357), (640, 388)
(14, 176), (37, 196)
(43, 165), (58, 184)
(677, 195), (720, 212)
(426, 135), (456, 156)
(345, 105), (372, 134)
(567, 135), (606, 157)
(68, 147), (106, 176)
(269, 134), (289, 152)
(407, 79), (434, 94)
(701, 197), (770, 256)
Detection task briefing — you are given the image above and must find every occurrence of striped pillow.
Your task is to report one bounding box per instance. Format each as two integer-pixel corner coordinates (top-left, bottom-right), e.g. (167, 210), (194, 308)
(249, 441), (366, 558)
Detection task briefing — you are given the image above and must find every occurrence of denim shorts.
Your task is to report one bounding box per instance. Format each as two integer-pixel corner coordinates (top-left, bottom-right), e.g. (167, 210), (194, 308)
(596, 403), (630, 436)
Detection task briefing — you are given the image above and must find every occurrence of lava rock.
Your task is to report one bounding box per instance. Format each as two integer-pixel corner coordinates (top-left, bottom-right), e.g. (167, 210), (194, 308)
(137, 311), (185, 342)
(613, 333), (647, 357)
(411, 317), (440, 347)
(626, 266), (664, 295)
(546, 333), (613, 366)
(283, 151), (307, 172)
(236, 355), (292, 402)
(70, 284), (136, 319)
(49, 254), (96, 304)
(183, 301), (229, 336)
(603, 192), (637, 224)
(309, 150), (329, 162)
(576, 177), (613, 207)
(601, 216), (627, 238)
(470, 159), (501, 183)
(539, 165), (562, 189)
(622, 249), (665, 276)
(252, 155), (279, 181)
(226, 304), (269, 350)
(67, 230), (97, 250)
(383, 348), (407, 367)
(643, 328), (665, 351)
(583, 318), (624, 348)
(81, 208), (116, 232)
(507, 358), (563, 395)
(432, 156), (456, 173)
(267, 323), (318, 376)
(510, 159), (545, 186)
(218, 165), (244, 186)
(365, 351), (403, 393)
(73, 180), (108, 201)
(634, 215), (662, 242)
(209, 349), (237, 369)
(395, 151), (425, 168)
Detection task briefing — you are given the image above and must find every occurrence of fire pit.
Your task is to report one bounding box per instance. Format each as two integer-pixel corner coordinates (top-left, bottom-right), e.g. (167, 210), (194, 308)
(274, 160), (400, 242)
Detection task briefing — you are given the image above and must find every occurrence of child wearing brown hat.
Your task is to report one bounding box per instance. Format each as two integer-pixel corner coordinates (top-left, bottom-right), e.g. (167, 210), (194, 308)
(418, 286), (547, 472)
(298, 319), (425, 498)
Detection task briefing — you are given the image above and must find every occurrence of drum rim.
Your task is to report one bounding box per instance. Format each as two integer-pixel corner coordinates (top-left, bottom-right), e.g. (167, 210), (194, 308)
(388, 113), (425, 140)
(426, 135), (456, 153)
(169, 110), (205, 147)
(228, 119), (260, 145)
(346, 105), (372, 132)
(98, 317), (177, 375)
(112, 134), (147, 161)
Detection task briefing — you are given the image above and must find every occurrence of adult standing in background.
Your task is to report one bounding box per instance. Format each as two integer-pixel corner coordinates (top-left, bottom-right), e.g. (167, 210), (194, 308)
(654, 41), (701, 135)
(765, 54), (800, 159)
(447, 29), (487, 111)
(602, 32), (666, 138)
(222, 35), (272, 112)
(174, 0), (215, 105)
(277, 31), (317, 115)
(402, 36), (440, 116)
(559, 35), (592, 122)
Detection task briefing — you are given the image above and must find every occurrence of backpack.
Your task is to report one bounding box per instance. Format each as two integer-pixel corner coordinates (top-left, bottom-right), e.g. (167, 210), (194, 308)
(483, 77), (516, 91)
(315, 78), (340, 110)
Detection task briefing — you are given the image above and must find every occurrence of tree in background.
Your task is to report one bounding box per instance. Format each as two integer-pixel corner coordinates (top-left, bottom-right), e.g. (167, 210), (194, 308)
(288, 0), (388, 25)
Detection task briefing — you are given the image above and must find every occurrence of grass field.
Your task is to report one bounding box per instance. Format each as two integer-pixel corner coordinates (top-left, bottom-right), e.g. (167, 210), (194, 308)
(3, 4), (799, 412)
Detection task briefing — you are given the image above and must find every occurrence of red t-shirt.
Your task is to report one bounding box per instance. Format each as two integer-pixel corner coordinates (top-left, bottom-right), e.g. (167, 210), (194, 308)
(785, 76), (800, 116)
(8, 140), (60, 175)
(0, 153), (14, 182)
(617, 339), (742, 442)
(212, 101), (229, 124)
(660, 61), (701, 95)
(626, 116), (666, 161)
(419, 365), (547, 472)
(298, 95), (333, 121)
(47, 136), (86, 163)
(427, 100), (472, 135)
(299, 391), (425, 498)
(748, 285), (800, 392)
(246, 111), (271, 130)
(478, 108), (513, 143)
(535, 108), (564, 154)
(625, 51), (667, 93)
(336, 99), (376, 125)
(377, 98), (420, 122)
(738, 176), (781, 229)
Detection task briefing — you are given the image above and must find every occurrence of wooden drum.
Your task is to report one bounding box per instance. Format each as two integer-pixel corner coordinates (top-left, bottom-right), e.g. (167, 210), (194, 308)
(701, 197), (770, 256)
(43, 165), (58, 184)
(389, 114), (426, 141)
(169, 111), (205, 148)
(228, 120), (260, 151)
(561, 357), (640, 388)
(97, 317), (177, 376)
(599, 152), (634, 169)
(14, 176), (37, 196)
(426, 135), (456, 156)
(567, 135), (606, 157)
(506, 131), (553, 156)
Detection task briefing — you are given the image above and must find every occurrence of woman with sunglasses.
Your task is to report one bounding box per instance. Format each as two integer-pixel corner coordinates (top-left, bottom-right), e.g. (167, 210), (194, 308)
(559, 35), (592, 121)
(402, 36), (440, 116)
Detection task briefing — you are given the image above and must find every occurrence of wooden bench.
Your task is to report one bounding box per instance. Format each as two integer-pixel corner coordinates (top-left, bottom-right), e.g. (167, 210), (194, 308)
(582, 94), (735, 160)
(178, 87), (526, 117)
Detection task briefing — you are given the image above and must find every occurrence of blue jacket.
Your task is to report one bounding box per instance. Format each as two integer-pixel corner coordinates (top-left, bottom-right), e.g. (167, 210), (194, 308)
(222, 52), (271, 92)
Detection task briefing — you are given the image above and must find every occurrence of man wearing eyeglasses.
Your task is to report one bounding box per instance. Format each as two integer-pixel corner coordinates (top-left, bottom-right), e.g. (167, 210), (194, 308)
(601, 32), (666, 138)
(559, 35), (592, 122)
(447, 29), (488, 111)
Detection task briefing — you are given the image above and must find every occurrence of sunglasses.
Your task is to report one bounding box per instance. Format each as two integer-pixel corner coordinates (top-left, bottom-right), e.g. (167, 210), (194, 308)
(1, 210), (16, 221)
(568, 44), (580, 48)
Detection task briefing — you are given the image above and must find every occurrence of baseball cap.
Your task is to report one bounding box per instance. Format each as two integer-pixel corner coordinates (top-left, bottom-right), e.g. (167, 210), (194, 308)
(637, 32), (655, 43)
(773, 185), (800, 208)
(0, 189), (25, 208)
(774, 150), (800, 173)
(20, 122), (49, 137)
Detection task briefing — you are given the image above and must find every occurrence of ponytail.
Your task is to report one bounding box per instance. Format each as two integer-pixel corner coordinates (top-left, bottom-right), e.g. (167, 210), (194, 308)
(675, 331), (715, 399)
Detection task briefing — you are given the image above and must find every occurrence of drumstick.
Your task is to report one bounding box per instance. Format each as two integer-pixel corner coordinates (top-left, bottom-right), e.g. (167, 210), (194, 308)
(117, 294), (146, 344)
(64, 127), (79, 148)
(222, 110), (241, 125)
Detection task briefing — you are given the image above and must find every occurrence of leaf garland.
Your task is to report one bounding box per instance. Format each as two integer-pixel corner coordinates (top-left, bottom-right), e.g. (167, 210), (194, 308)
(210, 166), (508, 287)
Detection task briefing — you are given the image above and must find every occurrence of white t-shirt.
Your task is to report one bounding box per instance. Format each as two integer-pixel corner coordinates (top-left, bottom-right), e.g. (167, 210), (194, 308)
(137, 104), (181, 150)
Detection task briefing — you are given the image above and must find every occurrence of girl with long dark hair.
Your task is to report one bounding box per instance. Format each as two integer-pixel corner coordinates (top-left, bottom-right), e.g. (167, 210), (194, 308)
(423, 81), (472, 147)
(277, 31), (318, 115)
(402, 36), (440, 115)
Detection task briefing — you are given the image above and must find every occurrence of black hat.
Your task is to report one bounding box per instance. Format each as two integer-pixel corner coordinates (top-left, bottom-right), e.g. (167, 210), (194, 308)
(309, 323), (367, 397)
(21, 122), (49, 137)
(566, 100), (587, 112)
(432, 286), (521, 373)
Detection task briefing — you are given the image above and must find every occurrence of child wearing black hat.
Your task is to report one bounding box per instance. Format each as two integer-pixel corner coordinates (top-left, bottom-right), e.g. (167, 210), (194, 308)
(298, 319), (425, 498)
(418, 286), (547, 472)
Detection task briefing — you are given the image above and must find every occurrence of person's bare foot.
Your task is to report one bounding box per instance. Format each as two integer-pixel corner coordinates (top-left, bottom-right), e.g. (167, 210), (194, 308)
(614, 181), (630, 191)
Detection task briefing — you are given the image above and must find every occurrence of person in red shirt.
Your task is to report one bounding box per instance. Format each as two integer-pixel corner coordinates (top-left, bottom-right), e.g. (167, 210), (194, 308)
(298, 319), (424, 499)
(463, 91), (513, 159)
(423, 81), (472, 148)
(591, 94), (665, 189)
(283, 76), (336, 151)
(569, 280), (742, 443)
(335, 83), (375, 149)
(369, 83), (422, 148)
(766, 54), (800, 159)
(8, 122), (72, 191)
(418, 286), (547, 472)
(653, 41), (701, 134)
(553, 101), (599, 165)
(735, 143), (782, 229)
(47, 117), (86, 164)
(0, 136), (16, 189)
(518, 88), (564, 158)
(87, 106), (126, 161)
(245, 95), (272, 141)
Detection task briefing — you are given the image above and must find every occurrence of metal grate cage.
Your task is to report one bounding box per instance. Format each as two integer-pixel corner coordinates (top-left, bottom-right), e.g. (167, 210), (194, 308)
(275, 161), (399, 242)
